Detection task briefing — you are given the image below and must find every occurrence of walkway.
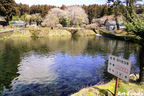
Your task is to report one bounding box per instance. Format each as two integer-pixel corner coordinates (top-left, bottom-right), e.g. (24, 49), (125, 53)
(0, 29), (14, 33)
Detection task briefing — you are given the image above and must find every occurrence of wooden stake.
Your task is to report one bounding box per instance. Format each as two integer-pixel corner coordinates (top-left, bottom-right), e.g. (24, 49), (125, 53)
(114, 77), (119, 96)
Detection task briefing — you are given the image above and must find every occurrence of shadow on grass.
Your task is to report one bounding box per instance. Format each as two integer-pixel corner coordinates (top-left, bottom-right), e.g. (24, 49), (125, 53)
(94, 87), (114, 96)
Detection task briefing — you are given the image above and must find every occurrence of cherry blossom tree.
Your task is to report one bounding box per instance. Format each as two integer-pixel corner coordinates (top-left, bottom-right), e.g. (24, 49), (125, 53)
(42, 8), (68, 27)
(65, 6), (89, 26)
(42, 6), (89, 27)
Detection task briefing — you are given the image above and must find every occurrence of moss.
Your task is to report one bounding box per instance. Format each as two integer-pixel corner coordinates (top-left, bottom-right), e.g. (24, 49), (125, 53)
(85, 30), (96, 36)
(94, 81), (115, 96)
(71, 78), (144, 96)
(71, 87), (100, 96)
(12, 36), (29, 38)
(3, 36), (7, 39)
(91, 34), (96, 36)
(99, 29), (137, 42)
(48, 29), (71, 36)
(29, 28), (72, 37)
(10, 29), (32, 38)
(72, 29), (93, 36)
(0, 28), (96, 38)
(29, 29), (41, 37)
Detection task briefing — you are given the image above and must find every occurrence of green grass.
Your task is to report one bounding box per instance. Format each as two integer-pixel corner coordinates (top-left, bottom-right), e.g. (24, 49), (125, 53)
(71, 78), (144, 96)
(0, 27), (96, 38)
(99, 29), (137, 42)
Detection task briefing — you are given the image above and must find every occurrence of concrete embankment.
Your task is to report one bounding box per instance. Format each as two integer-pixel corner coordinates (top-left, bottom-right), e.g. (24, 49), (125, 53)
(0, 28), (31, 38)
(0, 29), (14, 38)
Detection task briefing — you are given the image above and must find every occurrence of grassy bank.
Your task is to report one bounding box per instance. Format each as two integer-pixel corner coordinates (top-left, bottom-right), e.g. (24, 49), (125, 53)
(71, 76), (144, 96)
(65, 28), (96, 36)
(28, 28), (72, 37)
(11, 28), (31, 38)
(99, 29), (137, 42)
(0, 27), (96, 38)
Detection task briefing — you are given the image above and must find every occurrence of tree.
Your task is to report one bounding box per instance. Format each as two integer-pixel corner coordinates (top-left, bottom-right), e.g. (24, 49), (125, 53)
(28, 14), (42, 25)
(36, 16), (42, 25)
(88, 6), (94, 24)
(108, 0), (123, 30)
(11, 16), (20, 21)
(97, 5), (102, 18)
(0, 0), (19, 24)
(20, 13), (27, 21)
(42, 8), (70, 27)
(65, 6), (89, 26)
(123, 9), (144, 83)
(42, 7), (89, 27)
(124, 0), (142, 6)
(61, 4), (67, 10)
(108, 0), (143, 16)
(107, 0), (143, 29)
(41, 8), (63, 27)
(59, 14), (70, 27)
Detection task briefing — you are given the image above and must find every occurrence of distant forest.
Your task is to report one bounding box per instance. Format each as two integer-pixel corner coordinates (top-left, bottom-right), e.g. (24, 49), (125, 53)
(1, 0), (144, 24)
(15, 4), (110, 23)
(14, 3), (143, 23)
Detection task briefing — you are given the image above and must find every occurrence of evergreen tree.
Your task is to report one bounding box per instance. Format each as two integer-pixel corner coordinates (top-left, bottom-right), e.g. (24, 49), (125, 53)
(88, 6), (94, 24)
(123, 9), (144, 83)
(11, 16), (20, 21)
(36, 16), (42, 25)
(0, 0), (19, 24)
(61, 4), (67, 10)
(93, 5), (97, 19)
(108, 0), (123, 30)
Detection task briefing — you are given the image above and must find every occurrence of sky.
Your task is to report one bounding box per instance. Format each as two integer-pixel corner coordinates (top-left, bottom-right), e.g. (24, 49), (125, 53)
(15, 0), (107, 6)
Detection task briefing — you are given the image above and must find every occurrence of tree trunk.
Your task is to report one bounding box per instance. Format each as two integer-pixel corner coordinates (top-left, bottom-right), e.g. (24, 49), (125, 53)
(6, 16), (9, 25)
(115, 17), (119, 30)
(139, 46), (144, 83)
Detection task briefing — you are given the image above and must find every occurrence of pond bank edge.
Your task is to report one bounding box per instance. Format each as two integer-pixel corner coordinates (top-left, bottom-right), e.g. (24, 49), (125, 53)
(0, 28), (96, 39)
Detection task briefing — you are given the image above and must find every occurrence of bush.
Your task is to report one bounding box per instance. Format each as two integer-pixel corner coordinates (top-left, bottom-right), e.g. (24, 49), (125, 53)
(29, 29), (41, 38)
(16, 25), (20, 27)
(56, 24), (62, 28)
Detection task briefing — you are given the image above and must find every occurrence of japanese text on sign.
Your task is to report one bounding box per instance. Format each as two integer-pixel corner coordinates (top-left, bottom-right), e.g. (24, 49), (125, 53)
(107, 55), (131, 82)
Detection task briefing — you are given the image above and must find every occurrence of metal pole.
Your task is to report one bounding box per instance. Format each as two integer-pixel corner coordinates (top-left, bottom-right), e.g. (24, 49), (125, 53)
(114, 77), (119, 96)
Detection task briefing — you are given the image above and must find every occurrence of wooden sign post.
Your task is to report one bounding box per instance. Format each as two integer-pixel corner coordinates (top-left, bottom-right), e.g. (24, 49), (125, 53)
(114, 77), (119, 96)
(108, 55), (131, 96)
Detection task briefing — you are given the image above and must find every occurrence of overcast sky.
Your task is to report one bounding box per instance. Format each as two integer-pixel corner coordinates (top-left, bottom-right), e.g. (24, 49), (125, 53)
(15, 0), (107, 6)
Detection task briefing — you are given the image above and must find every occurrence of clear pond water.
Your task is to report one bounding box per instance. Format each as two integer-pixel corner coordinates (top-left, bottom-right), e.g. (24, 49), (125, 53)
(0, 36), (139, 96)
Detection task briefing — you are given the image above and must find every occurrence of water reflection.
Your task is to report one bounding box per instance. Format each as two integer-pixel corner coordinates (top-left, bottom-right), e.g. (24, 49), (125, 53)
(0, 36), (139, 96)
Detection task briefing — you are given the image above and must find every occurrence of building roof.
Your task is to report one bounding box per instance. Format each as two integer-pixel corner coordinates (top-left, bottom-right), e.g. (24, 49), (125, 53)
(10, 21), (26, 26)
(106, 21), (123, 26)
(16, 21), (25, 24)
(31, 13), (40, 17)
(0, 16), (6, 22)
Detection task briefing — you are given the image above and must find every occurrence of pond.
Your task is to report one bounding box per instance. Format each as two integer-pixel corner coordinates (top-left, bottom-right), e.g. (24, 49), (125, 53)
(0, 36), (139, 96)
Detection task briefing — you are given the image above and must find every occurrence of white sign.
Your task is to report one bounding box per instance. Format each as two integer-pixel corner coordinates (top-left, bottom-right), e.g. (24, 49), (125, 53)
(107, 55), (131, 82)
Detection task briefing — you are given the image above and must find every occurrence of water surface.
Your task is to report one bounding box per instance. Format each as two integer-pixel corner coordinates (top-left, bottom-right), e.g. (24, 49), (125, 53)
(0, 36), (139, 96)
